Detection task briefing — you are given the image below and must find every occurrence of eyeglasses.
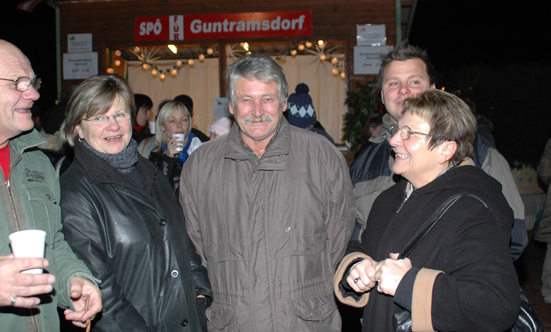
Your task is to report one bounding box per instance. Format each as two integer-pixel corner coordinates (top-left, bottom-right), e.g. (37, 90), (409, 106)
(0, 77), (41, 92)
(83, 112), (131, 126)
(397, 126), (431, 141)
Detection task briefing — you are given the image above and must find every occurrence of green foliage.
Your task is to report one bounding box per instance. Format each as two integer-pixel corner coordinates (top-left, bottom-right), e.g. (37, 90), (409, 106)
(342, 81), (382, 150)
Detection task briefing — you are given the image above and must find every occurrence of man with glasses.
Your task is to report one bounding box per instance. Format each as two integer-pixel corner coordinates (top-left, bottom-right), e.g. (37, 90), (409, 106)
(349, 40), (527, 261)
(0, 39), (102, 332)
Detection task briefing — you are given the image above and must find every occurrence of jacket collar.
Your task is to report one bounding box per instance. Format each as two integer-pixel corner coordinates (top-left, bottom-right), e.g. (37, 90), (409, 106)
(370, 113), (398, 144)
(223, 116), (291, 161)
(9, 129), (46, 156)
(73, 142), (157, 194)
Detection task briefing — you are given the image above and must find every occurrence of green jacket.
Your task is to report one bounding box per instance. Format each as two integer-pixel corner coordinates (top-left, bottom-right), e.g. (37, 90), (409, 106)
(1, 129), (98, 332)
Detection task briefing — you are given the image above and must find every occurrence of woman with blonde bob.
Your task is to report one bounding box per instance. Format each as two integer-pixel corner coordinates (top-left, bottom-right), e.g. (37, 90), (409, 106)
(59, 74), (211, 331)
(334, 89), (520, 332)
(139, 100), (202, 197)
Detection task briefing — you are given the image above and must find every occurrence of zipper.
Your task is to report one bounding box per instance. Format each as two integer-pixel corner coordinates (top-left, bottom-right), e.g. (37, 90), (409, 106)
(7, 153), (39, 332)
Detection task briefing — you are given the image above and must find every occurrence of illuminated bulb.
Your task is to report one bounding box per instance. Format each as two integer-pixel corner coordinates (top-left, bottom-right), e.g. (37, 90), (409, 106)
(160, 73), (166, 80)
(441, 87), (446, 91)
(318, 40), (325, 48)
(171, 68), (178, 76)
(207, 48), (213, 55)
(107, 68), (114, 74)
(168, 44), (177, 54)
(331, 57), (338, 64)
(290, 49), (297, 56)
(134, 47), (140, 53)
(305, 41), (312, 48)
(332, 68), (339, 75)
(188, 59), (195, 66)
(198, 54), (205, 61)
(320, 54), (326, 61)
(115, 50), (121, 56)
(246, 51), (251, 55)
(298, 44), (304, 51)
(340, 72), (345, 79)
(114, 59), (121, 67)
(142, 63), (150, 70)
(242, 42), (249, 51)
(176, 60), (182, 67)
(151, 69), (158, 76)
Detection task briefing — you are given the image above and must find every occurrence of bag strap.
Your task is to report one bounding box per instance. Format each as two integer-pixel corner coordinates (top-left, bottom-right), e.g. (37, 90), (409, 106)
(399, 192), (488, 258)
(141, 136), (153, 154)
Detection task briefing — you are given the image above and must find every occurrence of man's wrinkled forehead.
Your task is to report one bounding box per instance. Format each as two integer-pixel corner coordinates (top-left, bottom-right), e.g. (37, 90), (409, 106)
(0, 41), (33, 76)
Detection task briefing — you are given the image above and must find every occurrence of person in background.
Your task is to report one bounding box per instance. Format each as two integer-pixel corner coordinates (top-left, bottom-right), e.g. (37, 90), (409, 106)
(348, 40), (527, 261)
(534, 138), (551, 302)
(207, 116), (232, 139)
(285, 82), (335, 144)
(0, 39), (101, 332)
(174, 94), (209, 142)
(180, 54), (354, 331)
(132, 93), (153, 144)
(335, 89), (519, 332)
(354, 113), (384, 159)
(59, 74), (211, 331)
(148, 100), (202, 197)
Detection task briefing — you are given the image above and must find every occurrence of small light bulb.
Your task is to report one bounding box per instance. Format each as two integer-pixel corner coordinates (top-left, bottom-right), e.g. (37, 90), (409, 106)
(134, 47), (140, 53)
(115, 50), (121, 56)
(107, 68), (114, 74)
(340, 72), (345, 79)
(305, 41), (312, 48)
(171, 68), (178, 76)
(331, 57), (338, 65)
(160, 73), (166, 80)
(176, 60), (182, 67)
(142, 63), (150, 70)
(198, 54), (205, 61)
(291, 49), (297, 56)
(320, 54), (326, 61)
(207, 48), (213, 55)
(151, 69), (158, 76)
(298, 44), (304, 51)
(188, 59), (195, 66)
(114, 59), (121, 67)
(332, 68), (339, 75)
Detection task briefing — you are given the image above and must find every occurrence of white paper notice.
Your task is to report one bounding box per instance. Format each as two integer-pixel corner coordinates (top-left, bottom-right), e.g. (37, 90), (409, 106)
(353, 46), (393, 75)
(68, 33), (92, 53)
(63, 52), (98, 80)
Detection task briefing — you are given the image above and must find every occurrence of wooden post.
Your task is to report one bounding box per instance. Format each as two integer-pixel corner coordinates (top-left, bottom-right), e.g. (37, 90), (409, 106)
(219, 41), (226, 97)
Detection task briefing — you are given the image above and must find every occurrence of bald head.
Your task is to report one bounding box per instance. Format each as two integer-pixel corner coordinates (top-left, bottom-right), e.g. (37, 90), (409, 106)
(0, 39), (39, 147)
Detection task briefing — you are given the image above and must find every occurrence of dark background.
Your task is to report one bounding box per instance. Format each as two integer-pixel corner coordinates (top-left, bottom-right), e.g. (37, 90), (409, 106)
(1, 0), (549, 165)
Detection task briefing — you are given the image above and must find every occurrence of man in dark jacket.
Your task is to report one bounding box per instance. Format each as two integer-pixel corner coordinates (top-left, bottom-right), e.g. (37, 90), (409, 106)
(0, 39), (101, 332)
(349, 40), (527, 260)
(180, 54), (355, 331)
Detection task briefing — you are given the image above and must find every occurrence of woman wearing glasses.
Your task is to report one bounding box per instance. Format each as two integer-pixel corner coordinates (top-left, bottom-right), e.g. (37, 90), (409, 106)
(59, 74), (211, 332)
(334, 89), (519, 332)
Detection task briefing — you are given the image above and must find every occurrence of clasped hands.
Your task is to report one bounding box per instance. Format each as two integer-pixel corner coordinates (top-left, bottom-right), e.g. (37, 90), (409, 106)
(346, 253), (412, 296)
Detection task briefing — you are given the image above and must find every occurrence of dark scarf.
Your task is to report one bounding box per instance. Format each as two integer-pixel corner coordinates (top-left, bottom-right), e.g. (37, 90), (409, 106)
(83, 139), (142, 185)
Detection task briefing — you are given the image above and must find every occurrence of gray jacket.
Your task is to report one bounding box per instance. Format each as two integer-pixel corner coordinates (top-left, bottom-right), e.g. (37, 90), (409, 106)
(534, 139), (551, 242)
(180, 118), (355, 332)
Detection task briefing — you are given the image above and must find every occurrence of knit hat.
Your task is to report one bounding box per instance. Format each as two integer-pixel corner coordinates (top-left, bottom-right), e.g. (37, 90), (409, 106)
(286, 83), (317, 129)
(208, 117), (232, 136)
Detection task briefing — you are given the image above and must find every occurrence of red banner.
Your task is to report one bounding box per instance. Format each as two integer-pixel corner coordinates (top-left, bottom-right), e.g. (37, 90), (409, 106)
(135, 11), (312, 42)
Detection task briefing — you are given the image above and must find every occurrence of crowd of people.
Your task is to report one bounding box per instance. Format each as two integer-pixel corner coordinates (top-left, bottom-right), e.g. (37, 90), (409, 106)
(0, 37), (538, 332)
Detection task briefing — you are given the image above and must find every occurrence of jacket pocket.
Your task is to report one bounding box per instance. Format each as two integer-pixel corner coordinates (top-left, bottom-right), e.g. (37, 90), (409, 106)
(206, 301), (234, 330)
(203, 241), (244, 262)
(290, 292), (338, 322)
(274, 231), (327, 258)
(23, 185), (58, 248)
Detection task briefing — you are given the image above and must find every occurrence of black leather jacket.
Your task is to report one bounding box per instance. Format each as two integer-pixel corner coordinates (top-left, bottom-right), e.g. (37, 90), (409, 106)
(60, 143), (211, 332)
(149, 150), (182, 199)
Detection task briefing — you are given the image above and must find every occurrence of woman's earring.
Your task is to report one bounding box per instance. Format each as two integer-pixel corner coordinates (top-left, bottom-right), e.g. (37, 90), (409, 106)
(162, 129), (165, 132)
(78, 137), (85, 143)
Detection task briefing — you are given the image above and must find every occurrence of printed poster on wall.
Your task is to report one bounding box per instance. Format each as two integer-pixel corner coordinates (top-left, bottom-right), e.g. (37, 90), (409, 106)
(63, 52), (98, 80)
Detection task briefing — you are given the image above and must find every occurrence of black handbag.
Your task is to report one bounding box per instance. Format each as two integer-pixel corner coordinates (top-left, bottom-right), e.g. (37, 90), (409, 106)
(392, 193), (545, 332)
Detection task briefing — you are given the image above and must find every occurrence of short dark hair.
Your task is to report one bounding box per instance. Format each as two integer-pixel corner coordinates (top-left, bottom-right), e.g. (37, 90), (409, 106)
(134, 94), (153, 112)
(378, 40), (436, 90)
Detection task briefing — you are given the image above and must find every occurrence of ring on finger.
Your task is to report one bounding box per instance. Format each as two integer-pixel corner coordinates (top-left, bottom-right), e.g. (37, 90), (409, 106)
(170, 142), (175, 146)
(353, 277), (360, 284)
(10, 295), (17, 307)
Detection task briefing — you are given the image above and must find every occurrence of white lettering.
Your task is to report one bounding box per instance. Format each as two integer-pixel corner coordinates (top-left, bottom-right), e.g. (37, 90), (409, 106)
(262, 20), (270, 31)
(213, 22), (222, 33)
(190, 19), (202, 33)
(236, 21), (245, 32)
(281, 19), (290, 30)
(139, 22), (146, 36)
(153, 19), (162, 35)
(247, 20), (260, 31)
(203, 22), (212, 33)
(271, 16), (281, 30)
(146, 22), (154, 35)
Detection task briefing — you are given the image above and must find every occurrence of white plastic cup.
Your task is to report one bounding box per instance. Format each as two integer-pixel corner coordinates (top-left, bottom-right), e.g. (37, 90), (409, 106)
(9, 230), (47, 274)
(149, 121), (156, 134)
(172, 134), (185, 152)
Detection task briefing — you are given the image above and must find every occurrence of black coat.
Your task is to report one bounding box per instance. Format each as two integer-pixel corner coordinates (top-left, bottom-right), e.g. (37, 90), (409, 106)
(60, 143), (211, 332)
(348, 166), (520, 332)
(149, 150), (182, 199)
